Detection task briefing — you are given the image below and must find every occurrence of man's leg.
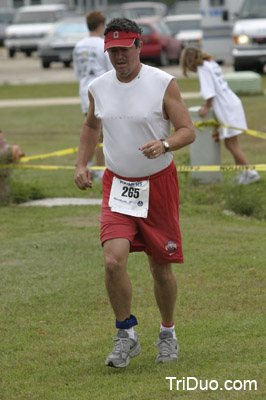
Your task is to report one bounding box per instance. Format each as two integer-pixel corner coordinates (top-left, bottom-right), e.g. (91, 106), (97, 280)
(148, 256), (179, 363)
(148, 256), (177, 325)
(103, 238), (131, 321)
(104, 238), (141, 368)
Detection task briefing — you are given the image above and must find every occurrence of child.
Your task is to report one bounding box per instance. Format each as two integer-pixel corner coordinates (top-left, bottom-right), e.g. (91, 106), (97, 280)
(180, 47), (260, 185)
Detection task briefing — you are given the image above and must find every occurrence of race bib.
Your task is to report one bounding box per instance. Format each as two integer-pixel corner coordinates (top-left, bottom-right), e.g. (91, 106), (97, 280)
(109, 177), (149, 218)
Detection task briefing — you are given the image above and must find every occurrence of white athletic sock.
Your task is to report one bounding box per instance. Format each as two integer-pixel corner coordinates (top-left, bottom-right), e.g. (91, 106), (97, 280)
(160, 322), (177, 340)
(123, 327), (135, 340)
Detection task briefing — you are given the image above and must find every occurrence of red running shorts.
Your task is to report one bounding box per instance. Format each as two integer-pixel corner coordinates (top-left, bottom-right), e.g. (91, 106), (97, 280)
(100, 161), (184, 264)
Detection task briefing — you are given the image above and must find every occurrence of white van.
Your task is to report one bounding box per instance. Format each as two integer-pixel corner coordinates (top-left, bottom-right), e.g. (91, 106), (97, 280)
(4, 4), (67, 58)
(200, 0), (243, 64)
(232, 0), (266, 72)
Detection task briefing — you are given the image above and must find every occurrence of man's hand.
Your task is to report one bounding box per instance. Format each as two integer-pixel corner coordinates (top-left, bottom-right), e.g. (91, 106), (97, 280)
(74, 165), (93, 190)
(139, 140), (164, 159)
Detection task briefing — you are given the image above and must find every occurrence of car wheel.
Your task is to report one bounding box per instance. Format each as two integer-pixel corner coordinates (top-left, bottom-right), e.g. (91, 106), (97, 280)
(42, 60), (50, 69)
(234, 60), (246, 71)
(63, 61), (71, 68)
(255, 64), (264, 74)
(157, 49), (169, 67)
(8, 49), (15, 58)
(25, 50), (32, 57)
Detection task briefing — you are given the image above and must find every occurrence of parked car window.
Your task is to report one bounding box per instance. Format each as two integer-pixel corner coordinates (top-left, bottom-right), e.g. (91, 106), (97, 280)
(138, 24), (153, 35)
(13, 10), (62, 24)
(0, 12), (14, 23)
(53, 23), (88, 37)
(166, 19), (201, 33)
(153, 21), (171, 36)
(105, 9), (124, 20)
(129, 7), (157, 18)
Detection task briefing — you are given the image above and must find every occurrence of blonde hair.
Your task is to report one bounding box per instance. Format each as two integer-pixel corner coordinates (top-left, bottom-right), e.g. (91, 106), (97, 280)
(180, 47), (214, 77)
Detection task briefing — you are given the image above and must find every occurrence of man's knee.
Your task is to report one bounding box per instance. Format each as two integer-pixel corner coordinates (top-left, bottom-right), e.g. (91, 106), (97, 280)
(150, 262), (173, 283)
(104, 254), (126, 278)
(103, 239), (130, 278)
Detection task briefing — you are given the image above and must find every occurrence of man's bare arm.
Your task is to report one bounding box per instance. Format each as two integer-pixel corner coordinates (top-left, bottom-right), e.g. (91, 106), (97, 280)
(140, 79), (195, 158)
(74, 91), (102, 189)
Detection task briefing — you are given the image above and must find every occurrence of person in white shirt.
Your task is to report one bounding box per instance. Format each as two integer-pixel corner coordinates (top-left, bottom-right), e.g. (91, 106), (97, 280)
(180, 47), (260, 185)
(74, 18), (195, 368)
(73, 11), (113, 181)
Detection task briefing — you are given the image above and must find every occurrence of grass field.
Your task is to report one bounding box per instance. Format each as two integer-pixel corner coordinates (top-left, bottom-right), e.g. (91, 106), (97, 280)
(0, 78), (266, 399)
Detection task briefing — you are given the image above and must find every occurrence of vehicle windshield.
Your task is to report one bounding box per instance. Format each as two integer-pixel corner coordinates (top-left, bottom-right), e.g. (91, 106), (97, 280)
(54, 22), (87, 37)
(153, 21), (172, 36)
(239, 0), (266, 19)
(165, 19), (201, 35)
(138, 23), (153, 35)
(0, 12), (14, 23)
(122, 5), (165, 19)
(13, 11), (60, 24)
(128, 7), (157, 18)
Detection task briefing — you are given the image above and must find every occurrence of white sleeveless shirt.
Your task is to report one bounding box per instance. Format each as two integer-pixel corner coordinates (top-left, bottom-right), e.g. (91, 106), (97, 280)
(89, 64), (174, 177)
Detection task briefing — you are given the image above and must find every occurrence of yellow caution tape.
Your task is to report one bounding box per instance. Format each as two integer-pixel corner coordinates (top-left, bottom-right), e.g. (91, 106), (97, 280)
(194, 119), (266, 140)
(180, 164), (266, 172)
(1, 164), (266, 172)
(15, 119), (264, 165)
(20, 143), (103, 163)
(1, 121), (264, 173)
(20, 147), (78, 163)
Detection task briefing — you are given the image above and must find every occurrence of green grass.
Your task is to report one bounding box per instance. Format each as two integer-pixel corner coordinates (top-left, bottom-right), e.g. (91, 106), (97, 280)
(0, 82), (79, 99)
(0, 81), (266, 399)
(1, 205), (265, 399)
(0, 74), (265, 99)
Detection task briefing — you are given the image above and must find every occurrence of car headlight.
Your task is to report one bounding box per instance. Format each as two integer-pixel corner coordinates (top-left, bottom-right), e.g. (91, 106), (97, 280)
(233, 34), (249, 45)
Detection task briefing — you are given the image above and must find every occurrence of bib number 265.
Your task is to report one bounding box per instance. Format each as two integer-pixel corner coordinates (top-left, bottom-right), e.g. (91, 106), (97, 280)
(121, 186), (140, 199)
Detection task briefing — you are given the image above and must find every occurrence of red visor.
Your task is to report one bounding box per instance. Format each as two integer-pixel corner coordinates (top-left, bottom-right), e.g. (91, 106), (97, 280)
(104, 30), (141, 51)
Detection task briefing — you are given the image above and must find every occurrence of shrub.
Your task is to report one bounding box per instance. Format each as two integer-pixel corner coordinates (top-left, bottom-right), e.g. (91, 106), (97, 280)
(224, 183), (265, 219)
(3, 177), (45, 205)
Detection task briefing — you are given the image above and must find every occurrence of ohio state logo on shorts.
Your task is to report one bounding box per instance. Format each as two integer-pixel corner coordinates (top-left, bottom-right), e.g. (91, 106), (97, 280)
(165, 241), (177, 251)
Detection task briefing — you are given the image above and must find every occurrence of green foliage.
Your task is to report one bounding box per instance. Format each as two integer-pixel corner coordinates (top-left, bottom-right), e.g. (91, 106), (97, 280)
(224, 184), (265, 219)
(9, 177), (45, 204)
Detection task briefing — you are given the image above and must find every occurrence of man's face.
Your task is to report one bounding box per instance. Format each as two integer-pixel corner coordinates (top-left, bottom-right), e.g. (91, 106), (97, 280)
(107, 42), (142, 82)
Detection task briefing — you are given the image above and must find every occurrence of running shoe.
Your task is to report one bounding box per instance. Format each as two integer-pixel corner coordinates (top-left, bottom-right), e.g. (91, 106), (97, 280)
(233, 170), (260, 185)
(154, 331), (179, 363)
(105, 329), (141, 368)
(239, 171), (260, 185)
(232, 171), (245, 185)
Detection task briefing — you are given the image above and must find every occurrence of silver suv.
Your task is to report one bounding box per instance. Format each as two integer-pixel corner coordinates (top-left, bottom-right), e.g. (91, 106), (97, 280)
(4, 4), (67, 58)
